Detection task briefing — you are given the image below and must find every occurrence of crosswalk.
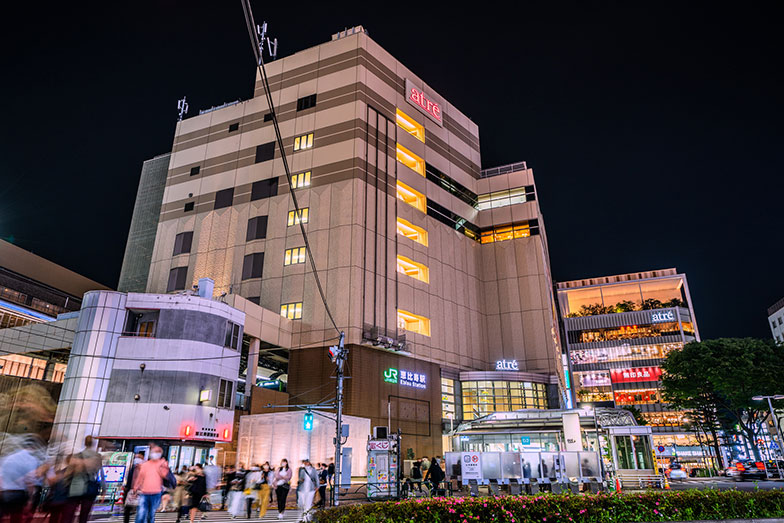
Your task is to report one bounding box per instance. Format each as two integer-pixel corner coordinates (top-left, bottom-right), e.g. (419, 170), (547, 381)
(103, 510), (310, 523)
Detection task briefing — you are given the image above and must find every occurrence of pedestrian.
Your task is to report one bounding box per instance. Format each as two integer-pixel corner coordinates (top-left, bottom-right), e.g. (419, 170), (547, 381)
(420, 456), (430, 479)
(186, 465), (207, 523)
(296, 460), (318, 520)
(411, 460), (423, 492)
(123, 453), (145, 523)
(272, 459), (292, 520)
(132, 445), (170, 523)
(326, 459), (334, 489)
(316, 463), (327, 508)
(0, 435), (44, 523)
(203, 458), (221, 493)
(220, 465), (235, 510)
(63, 436), (103, 523)
(173, 468), (189, 523)
(41, 457), (71, 523)
(243, 465), (261, 518)
(423, 456), (444, 494)
(257, 463), (273, 518)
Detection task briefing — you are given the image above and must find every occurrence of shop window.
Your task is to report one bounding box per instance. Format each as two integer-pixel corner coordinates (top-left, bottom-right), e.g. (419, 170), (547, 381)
(173, 231), (193, 256)
(396, 144), (425, 176)
(396, 181), (426, 213)
(396, 218), (428, 246)
(284, 247), (306, 266)
(291, 171), (311, 189)
(281, 302), (303, 320)
(287, 208), (309, 226)
(294, 133), (314, 151)
(296, 94), (317, 111)
(241, 253), (264, 280)
(396, 255), (429, 284)
(395, 108), (425, 142)
(397, 309), (430, 336)
(218, 379), (233, 408)
(251, 178), (279, 201)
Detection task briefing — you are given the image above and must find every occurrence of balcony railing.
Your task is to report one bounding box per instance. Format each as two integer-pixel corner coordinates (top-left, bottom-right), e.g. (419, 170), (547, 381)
(480, 161), (528, 179)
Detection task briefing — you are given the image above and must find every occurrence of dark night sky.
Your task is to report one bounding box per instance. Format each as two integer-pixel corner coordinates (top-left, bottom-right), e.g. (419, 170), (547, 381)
(1, 2), (781, 339)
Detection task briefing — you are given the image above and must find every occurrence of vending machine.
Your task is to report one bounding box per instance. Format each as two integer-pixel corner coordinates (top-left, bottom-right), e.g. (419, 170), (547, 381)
(367, 430), (399, 500)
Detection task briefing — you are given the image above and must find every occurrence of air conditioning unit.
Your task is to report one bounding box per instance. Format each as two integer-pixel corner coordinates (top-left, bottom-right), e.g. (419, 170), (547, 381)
(373, 426), (388, 439)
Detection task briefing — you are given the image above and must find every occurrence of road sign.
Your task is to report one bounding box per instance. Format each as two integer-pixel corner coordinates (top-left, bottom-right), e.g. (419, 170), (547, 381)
(657, 445), (665, 453)
(521, 436), (531, 445)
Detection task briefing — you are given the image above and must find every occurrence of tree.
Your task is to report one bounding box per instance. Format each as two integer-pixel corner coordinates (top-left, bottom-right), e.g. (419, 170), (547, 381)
(661, 338), (784, 461)
(640, 298), (664, 310)
(614, 300), (637, 313)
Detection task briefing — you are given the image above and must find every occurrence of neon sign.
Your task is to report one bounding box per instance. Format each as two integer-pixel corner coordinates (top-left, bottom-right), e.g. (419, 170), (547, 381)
(405, 79), (443, 127)
(383, 367), (427, 389)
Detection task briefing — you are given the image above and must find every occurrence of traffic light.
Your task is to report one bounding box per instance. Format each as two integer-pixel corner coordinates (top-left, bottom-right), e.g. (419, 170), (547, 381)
(304, 411), (314, 431)
(328, 345), (339, 363)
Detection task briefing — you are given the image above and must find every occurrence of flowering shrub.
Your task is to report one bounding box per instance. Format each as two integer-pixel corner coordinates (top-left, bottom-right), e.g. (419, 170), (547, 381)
(315, 489), (784, 522)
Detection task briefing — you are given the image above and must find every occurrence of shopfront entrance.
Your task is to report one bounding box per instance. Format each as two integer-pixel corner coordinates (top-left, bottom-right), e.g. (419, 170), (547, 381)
(614, 434), (653, 470)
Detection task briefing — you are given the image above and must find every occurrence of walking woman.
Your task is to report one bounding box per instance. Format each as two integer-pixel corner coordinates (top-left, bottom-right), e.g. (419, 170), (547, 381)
(272, 459), (291, 520)
(258, 463), (273, 518)
(186, 465), (207, 523)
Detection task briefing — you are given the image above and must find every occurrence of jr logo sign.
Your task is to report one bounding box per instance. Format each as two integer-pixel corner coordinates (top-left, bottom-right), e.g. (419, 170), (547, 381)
(383, 368), (398, 383)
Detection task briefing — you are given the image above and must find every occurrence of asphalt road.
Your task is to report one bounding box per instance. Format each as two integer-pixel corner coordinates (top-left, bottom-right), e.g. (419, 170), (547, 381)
(666, 477), (784, 491)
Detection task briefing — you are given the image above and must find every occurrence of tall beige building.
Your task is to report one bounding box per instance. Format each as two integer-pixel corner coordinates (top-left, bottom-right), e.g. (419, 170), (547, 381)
(141, 27), (564, 454)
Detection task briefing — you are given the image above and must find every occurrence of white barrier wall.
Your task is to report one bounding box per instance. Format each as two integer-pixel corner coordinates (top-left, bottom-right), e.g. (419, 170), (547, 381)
(237, 412), (371, 478)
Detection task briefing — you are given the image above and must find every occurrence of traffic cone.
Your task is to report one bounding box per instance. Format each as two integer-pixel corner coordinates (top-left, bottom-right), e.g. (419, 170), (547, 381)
(615, 476), (622, 493)
(664, 475), (671, 490)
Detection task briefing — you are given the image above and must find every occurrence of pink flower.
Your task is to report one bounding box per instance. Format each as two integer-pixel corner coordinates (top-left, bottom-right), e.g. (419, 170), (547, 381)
(655, 502), (659, 506)
(654, 510), (659, 514)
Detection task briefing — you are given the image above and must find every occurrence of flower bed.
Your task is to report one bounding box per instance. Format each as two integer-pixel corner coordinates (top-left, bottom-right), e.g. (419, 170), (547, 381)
(315, 490), (784, 522)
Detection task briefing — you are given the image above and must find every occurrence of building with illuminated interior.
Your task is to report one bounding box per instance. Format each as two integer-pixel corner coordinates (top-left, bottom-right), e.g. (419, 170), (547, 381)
(124, 26), (565, 456)
(556, 268), (712, 465)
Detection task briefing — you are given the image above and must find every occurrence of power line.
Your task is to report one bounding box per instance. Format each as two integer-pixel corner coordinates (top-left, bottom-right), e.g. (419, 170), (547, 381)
(239, 0), (340, 336)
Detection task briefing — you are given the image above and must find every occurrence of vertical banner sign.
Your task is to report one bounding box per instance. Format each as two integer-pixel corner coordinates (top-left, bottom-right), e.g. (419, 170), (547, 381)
(405, 79), (444, 127)
(461, 452), (482, 481)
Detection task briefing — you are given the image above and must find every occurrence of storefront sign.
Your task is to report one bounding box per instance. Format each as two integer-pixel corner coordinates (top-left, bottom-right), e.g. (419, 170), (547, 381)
(495, 359), (519, 371)
(462, 452), (482, 480)
(405, 79), (443, 126)
(383, 367), (427, 389)
(368, 440), (391, 451)
(610, 366), (662, 384)
(576, 371), (611, 387)
(651, 310), (675, 323)
(520, 436), (531, 445)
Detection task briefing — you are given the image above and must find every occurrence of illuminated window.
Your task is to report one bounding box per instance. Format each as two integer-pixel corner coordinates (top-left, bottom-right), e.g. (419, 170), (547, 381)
(476, 186), (533, 211)
(441, 378), (456, 419)
(287, 208), (309, 226)
(396, 182), (426, 213)
(396, 255), (429, 284)
(396, 218), (428, 246)
(396, 109), (425, 142)
(280, 302), (303, 320)
(397, 309), (430, 336)
(291, 171), (311, 189)
(396, 144), (425, 176)
(480, 222), (532, 244)
(293, 133), (314, 151)
(284, 247), (306, 266)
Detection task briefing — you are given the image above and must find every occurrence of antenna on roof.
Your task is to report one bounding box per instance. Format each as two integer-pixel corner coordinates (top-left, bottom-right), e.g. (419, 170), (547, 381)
(256, 22), (277, 61)
(177, 97), (189, 121)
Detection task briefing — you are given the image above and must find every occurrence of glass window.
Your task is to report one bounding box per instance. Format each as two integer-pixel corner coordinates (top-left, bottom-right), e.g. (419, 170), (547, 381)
(287, 208), (309, 226)
(251, 178), (279, 200)
(396, 144), (425, 176)
(241, 253), (264, 280)
(396, 181), (427, 213)
(214, 188), (234, 210)
(396, 109), (425, 142)
(246, 216), (268, 241)
(296, 94), (317, 111)
(396, 255), (429, 283)
(293, 133), (314, 151)
(255, 142), (275, 163)
(396, 218), (428, 246)
(291, 171), (311, 189)
(280, 302), (303, 320)
(479, 221), (537, 244)
(284, 247), (306, 266)
(173, 231), (193, 256)
(167, 267), (188, 292)
(397, 309), (430, 336)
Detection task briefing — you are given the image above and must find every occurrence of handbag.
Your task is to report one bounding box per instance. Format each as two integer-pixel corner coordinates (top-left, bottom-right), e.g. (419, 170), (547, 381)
(124, 490), (139, 507)
(198, 495), (211, 512)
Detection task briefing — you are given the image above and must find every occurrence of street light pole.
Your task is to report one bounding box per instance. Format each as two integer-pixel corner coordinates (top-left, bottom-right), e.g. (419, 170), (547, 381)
(752, 394), (784, 479)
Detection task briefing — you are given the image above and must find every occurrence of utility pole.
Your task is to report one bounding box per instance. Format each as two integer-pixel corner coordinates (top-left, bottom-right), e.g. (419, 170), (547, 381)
(331, 332), (346, 506)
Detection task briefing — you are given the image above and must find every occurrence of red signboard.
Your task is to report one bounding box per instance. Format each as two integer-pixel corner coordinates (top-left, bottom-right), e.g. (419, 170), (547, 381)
(406, 79), (443, 126)
(610, 366), (662, 383)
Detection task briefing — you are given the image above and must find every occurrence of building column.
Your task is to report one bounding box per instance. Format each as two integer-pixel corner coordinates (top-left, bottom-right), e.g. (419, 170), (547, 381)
(246, 337), (260, 409)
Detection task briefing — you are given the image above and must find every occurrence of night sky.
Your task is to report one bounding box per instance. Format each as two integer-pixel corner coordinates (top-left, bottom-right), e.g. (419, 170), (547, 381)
(1, 2), (781, 339)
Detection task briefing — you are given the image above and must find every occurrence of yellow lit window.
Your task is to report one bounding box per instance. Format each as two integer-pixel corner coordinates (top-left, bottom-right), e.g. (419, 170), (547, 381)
(396, 181), (426, 213)
(293, 133), (314, 151)
(494, 226), (514, 242)
(480, 222), (532, 244)
(280, 302), (303, 320)
(291, 171), (311, 189)
(396, 255), (429, 284)
(395, 109), (425, 142)
(396, 144), (425, 176)
(287, 208), (309, 226)
(397, 309), (431, 336)
(284, 247), (306, 266)
(396, 218), (428, 246)
(513, 224), (531, 238)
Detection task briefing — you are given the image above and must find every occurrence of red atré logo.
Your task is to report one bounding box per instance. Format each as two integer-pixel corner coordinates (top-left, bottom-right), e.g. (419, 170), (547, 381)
(409, 86), (441, 123)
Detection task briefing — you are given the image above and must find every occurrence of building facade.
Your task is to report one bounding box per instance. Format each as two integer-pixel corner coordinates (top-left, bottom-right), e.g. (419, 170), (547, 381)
(128, 27), (564, 456)
(768, 297), (784, 343)
(556, 268), (708, 464)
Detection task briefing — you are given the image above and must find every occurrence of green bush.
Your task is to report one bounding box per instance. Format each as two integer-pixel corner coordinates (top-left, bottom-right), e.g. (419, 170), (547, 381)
(315, 489), (784, 522)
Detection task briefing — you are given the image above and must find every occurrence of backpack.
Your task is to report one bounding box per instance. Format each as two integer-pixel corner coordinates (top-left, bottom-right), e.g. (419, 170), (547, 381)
(163, 468), (177, 489)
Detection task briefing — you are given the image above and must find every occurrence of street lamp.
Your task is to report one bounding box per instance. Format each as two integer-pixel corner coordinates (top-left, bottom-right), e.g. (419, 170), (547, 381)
(752, 395), (784, 479)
